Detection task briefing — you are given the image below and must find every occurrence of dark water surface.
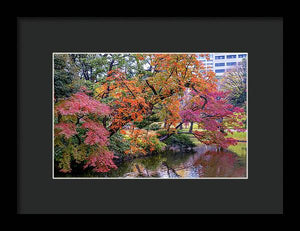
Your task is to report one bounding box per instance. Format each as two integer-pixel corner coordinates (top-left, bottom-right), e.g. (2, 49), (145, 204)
(103, 144), (246, 178)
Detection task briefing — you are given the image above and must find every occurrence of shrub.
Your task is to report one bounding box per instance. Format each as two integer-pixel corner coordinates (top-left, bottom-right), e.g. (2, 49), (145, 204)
(148, 122), (162, 131)
(108, 132), (131, 158)
(157, 130), (196, 148)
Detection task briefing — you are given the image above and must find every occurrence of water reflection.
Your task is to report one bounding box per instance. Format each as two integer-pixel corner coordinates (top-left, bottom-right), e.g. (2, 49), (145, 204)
(105, 145), (246, 178)
(194, 150), (246, 177)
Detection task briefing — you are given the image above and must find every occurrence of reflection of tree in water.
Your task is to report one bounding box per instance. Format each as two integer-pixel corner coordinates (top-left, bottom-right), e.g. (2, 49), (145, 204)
(193, 150), (246, 177)
(132, 155), (167, 177)
(124, 149), (196, 177)
(89, 147), (246, 178)
(106, 151), (182, 177)
(162, 161), (181, 177)
(104, 161), (134, 177)
(163, 149), (195, 168)
(136, 155), (167, 171)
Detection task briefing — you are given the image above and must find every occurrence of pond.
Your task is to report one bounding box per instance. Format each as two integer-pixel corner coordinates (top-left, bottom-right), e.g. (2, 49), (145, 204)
(98, 143), (247, 178)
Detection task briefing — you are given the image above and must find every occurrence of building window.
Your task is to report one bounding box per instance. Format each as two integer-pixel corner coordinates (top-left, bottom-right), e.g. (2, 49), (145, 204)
(226, 62), (237, 66)
(226, 55), (237, 59)
(238, 54), (247, 58)
(215, 63), (225, 67)
(215, 56), (225, 60)
(215, 69), (225, 73)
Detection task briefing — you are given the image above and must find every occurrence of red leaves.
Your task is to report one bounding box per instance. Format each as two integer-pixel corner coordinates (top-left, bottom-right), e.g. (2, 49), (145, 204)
(83, 147), (117, 173)
(56, 92), (111, 117)
(194, 130), (238, 149)
(181, 90), (246, 148)
(55, 92), (116, 173)
(82, 120), (110, 146)
(55, 122), (77, 138)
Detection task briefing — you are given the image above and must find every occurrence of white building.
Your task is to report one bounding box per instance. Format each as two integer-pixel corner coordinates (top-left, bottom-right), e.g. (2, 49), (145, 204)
(198, 53), (247, 79)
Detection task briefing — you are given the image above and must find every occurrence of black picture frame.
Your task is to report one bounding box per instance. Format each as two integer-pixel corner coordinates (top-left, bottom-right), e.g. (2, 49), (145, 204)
(17, 17), (284, 214)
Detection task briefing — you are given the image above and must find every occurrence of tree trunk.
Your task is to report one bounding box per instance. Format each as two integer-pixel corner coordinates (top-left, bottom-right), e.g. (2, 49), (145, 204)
(135, 164), (143, 175)
(189, 122), (194, 133)
(163, 119), (167, 129)
(179, 123), (183, 130)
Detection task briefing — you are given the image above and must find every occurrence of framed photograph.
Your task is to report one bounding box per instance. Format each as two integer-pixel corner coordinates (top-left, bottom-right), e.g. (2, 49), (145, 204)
(17, 17), (283, 214)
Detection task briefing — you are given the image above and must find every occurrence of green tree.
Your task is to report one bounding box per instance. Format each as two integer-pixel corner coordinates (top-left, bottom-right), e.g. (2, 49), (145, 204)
(54, 54), (76, 101)
(69, 54), (148, 83)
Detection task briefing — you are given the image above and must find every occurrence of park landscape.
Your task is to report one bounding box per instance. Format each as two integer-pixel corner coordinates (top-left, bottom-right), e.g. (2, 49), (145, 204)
(53, 53), (247, 178)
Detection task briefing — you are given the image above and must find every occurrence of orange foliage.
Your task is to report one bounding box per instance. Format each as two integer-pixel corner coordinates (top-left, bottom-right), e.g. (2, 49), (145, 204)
(97, 54), (217, 140)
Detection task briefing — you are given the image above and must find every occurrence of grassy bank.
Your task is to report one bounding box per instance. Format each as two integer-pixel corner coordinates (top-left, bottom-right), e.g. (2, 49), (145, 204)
(180, 129), (247, 160)
(178, 128), (247, 145)
(226, 131), (247, 141)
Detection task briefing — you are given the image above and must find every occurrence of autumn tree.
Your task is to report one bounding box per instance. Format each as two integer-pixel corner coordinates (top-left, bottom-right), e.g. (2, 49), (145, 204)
(179, 89), (246, 149)
(96, 54), (217, 136)
(54, 89), (117, 173)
